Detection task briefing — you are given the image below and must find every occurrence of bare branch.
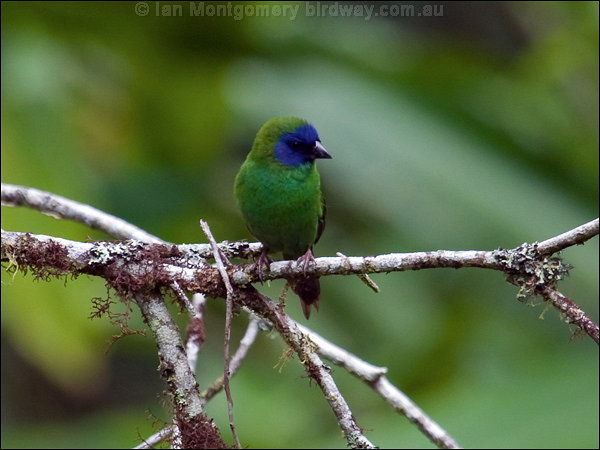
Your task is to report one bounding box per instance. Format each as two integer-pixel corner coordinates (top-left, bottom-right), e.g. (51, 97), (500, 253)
(0, 231), (490, 277)
(3, 184), (598, 448)
(235, 288), (377, 449)
(171, 281), (198, 318)
(139, 316), (262, 450)
(134, 292), (228, 449)
(134, 425), (175, 449)
(157, 315), (460, 449)
(336, 251), (380, 293)
(537, 218), (599, 255)
(296, 323), (387, 381)
(200, 220), (242, 449)
(1, 184), (202, 315)
(296, 323), (461, 448)
(185, 294), (207, 372)
(242, 249), (499, 281)
(537, 286), (599, 343)
(134, 293), (204, 418)
(371, 377), (461, 449)
(0, 228), (225, 446)
(5, 183), (593, 264)
(201, 316), (261, 403)
(1, 183), (262, 258)
(0, 230), (497, 277)
(1, 183), (161, 242)
(2, 229), (598, 344)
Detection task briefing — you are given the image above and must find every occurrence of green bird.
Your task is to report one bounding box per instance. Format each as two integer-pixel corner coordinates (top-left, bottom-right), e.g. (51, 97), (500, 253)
(234, 117), (332, 319)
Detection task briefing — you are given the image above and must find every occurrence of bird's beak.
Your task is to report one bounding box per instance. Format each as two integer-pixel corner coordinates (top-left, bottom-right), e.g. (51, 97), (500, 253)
(313, 141), (332, 159)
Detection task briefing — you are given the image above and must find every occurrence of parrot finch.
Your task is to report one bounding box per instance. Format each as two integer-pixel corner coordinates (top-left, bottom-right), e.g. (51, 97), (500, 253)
(234, 117), (332, 319)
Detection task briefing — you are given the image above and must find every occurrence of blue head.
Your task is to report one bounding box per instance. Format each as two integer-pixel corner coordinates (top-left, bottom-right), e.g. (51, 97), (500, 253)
(274, 122), (332, 167)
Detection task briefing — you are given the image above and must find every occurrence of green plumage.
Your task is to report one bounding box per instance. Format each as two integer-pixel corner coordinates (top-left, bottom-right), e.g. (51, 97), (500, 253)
(234, 117), (331, 319)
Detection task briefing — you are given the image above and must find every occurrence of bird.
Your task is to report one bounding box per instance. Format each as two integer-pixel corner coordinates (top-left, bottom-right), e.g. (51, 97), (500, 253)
(234, 117), (332, 319)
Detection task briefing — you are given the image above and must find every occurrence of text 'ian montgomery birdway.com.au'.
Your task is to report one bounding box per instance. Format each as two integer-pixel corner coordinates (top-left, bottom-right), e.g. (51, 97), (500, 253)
(134, 2), (445, 21)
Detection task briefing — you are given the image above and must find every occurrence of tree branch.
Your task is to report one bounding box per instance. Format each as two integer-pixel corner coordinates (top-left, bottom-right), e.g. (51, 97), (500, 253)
(133, 293), (204, 419)
(1, 182), (369, 446)
(3, 184), (598, 449)
(1, 182), (262, 257)
(134, 425), (176, 450)
(137, 316), (262, 449)
(234, 287), (377, 449)
(2, 227), (598, 345)
(295, 324), (461, 449)
(536, 218), (599, 255)
(147, 314), (461, 449)
(1, 184), (228, 448)
(185, 293), (207, 372)
(537, 286), (599, 343)
(1, 183), (161, 242)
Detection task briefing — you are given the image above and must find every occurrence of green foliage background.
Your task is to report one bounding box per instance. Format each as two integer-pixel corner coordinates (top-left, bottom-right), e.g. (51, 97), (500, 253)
(1, 2), (598, 448)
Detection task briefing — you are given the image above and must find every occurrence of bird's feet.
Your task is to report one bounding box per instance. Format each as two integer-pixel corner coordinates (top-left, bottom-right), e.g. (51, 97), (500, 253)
(252, 248), (272, 283)
(296, 248), (316, 276)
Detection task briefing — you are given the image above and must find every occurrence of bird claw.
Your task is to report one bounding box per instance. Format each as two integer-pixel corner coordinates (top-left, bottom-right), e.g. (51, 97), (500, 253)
(252, 249), (272, 283)
(296, 248), (316, 276)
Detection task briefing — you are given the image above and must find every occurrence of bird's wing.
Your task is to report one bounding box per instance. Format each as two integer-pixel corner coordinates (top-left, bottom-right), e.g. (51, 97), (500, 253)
(315, 192), (326, 245)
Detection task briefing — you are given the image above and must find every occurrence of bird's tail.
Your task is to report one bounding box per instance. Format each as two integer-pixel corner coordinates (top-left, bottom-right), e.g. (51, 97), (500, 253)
(291, 276), (320, 320)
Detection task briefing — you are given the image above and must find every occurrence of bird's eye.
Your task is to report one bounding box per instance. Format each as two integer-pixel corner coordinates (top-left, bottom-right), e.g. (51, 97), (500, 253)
(290, 141), (301, 149)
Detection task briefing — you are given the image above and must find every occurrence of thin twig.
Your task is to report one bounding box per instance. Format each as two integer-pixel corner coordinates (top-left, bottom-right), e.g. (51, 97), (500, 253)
(337, 251), (380, 292)
(171, 281), (198, 318)
(200, 220), (242, 449)
(201, 316), (261, 402)
(134, 425), (175, 449)
(537, 218), (599, 255)
(537, 286), (599, 343)
(185, 293), (207, 372)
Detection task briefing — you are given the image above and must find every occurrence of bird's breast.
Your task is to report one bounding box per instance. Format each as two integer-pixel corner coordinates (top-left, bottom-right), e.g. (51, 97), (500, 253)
(236, 163), (323, 256)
